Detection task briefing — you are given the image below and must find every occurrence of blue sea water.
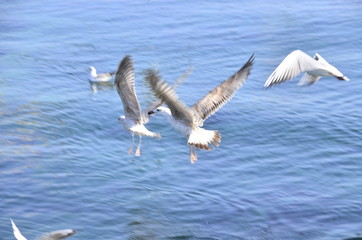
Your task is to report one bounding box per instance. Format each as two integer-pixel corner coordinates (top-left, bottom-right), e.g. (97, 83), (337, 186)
(1, 0), (361, 239)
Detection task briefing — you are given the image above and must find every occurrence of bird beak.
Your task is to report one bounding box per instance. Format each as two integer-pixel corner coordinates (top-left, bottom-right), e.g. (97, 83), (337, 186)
(148, 110), (155, 115)
(337, 76), (350, 81)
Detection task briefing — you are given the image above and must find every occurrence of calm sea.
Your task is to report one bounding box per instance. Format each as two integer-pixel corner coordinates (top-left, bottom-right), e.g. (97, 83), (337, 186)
(1, 0), (361, 239)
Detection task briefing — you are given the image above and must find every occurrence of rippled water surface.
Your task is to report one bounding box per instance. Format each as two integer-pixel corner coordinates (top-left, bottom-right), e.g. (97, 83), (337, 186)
(1, 1), (361, 239)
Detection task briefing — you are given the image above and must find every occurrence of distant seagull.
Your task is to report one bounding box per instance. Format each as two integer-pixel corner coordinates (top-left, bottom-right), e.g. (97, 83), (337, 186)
(147, 54), (254, 163)
(264, 50), (349, 88)
(11, 218), (75, 240)
(89, 66), (115, 82)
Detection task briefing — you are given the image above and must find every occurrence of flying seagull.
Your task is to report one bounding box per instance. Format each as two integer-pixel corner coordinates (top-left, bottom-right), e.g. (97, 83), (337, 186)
(264, 50), (349, 88)
(115, 56), (193, 156)
(115, 55), (161, 156)
(11, 218), (75, 240)
(147, 54), (254, 163)
(89, 66), (115, 82)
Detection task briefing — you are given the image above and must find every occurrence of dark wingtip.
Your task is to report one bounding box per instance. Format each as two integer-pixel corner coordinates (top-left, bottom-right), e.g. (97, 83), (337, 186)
(243, 53), (255, 69)
(250, 53), (255, 61)
(236, 53), (255, 76)
(248, 53), (255, 65)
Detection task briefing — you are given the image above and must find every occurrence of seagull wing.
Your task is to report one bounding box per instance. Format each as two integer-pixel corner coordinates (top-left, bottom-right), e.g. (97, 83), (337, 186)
(264, 50), (324, 88)
(191, 54), (254, 123)
(172, 65), (194, 89)
(297, 74), (321, 86)
(38, 229), (76, 240)
(11, 219), (28, 240)
(313, 53), (330, 65)
(145, 69), (194, 126)
(143, 66), (193, 121)
(297, 54), (327, 86)
(115, 56), (143, 123)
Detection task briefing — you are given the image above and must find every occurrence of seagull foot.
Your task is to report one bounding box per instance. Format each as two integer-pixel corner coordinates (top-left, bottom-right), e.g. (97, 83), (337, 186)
(135, 148), (141, 157)
(190, 147), (197, 164)
(128, 146), (133, 155)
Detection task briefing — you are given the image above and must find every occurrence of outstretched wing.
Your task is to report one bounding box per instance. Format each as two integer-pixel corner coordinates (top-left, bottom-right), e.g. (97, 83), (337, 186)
(191, 54), (254, 123)
(145, 69), (194, 126)
(11, 219), (27, 240)
(143, 65), (193, 118)
(115, 56), (143, 123)
(264, 50), (324, 88)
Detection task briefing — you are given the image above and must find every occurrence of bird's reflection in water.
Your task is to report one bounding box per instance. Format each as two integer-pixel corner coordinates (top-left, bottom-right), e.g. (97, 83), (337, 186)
(89, 80), (114, 94)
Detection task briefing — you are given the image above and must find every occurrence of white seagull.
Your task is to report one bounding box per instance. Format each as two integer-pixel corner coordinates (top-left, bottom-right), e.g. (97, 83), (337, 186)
(115, 55), (161, 156)
(88, 66), (115, 82)
(147, 54), (254, 163)
(11, 218), (75, 240)
(115, 56), (192, 156)
(264, 50), (349, 88)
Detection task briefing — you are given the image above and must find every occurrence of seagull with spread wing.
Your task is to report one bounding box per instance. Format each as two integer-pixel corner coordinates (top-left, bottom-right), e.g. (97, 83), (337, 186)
(115, 55), (192, 156)
(147, 54), (254, 163)
(11, 218), (75, 240)
(264, 50), (349, 88)
(115, 55), (161, 156)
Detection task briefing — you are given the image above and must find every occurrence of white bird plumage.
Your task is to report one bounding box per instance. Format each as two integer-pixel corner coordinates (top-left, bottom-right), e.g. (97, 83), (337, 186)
(146, 54), (254, 163)
(88, 66), (115, 82)
(11, 218), (75, 240)
(115, 55), (161, 156)
(264, 50), (349, 88)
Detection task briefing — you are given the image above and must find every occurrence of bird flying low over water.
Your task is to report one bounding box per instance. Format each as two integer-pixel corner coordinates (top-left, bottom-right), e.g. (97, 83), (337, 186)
(115, 56), (161, 156)
(146, 54), (255, 163)
(115, 56), (193, 157)
(11, 218), (75, 240)
(88, 66), (115, 82)
(264, 50), (349, 88)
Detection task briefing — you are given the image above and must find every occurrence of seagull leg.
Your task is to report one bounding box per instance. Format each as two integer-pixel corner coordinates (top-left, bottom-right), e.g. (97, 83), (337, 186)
(190, 146), (198, 163)
(128, 133), (134, 155)
(135, 135), (142, 157)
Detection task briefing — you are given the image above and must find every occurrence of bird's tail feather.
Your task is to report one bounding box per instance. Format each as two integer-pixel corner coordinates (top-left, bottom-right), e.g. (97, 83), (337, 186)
(188, 128), (221, 150)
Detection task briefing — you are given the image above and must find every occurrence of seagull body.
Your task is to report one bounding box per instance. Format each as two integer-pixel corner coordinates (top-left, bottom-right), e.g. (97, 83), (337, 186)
(38, 230), (76, 240)
(11, 219), (75, 240)
(147, 54), (254, 163)
(264, 50), (349, 88)
(115, 56), (160, 156)
(89, 66), (115, 82)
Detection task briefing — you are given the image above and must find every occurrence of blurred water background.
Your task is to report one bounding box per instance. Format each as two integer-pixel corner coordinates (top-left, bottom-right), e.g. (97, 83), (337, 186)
(1, 0), (361, 239)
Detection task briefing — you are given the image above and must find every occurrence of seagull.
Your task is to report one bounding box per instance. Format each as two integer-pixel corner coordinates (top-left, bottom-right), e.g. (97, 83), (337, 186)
(115, 56), (193, 156)
(11, 218), (75, 240)
(146, 54), (254, 163)
(115, 55), (161, 156)
(264, 50), (349, 88)
(89, 66), (115, 82)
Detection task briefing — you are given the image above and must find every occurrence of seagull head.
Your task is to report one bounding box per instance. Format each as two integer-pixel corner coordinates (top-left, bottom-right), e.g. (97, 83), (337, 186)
(327, 65), (350, 82)
(89, 66), (97, 75)
(148, 106), (172, 116)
